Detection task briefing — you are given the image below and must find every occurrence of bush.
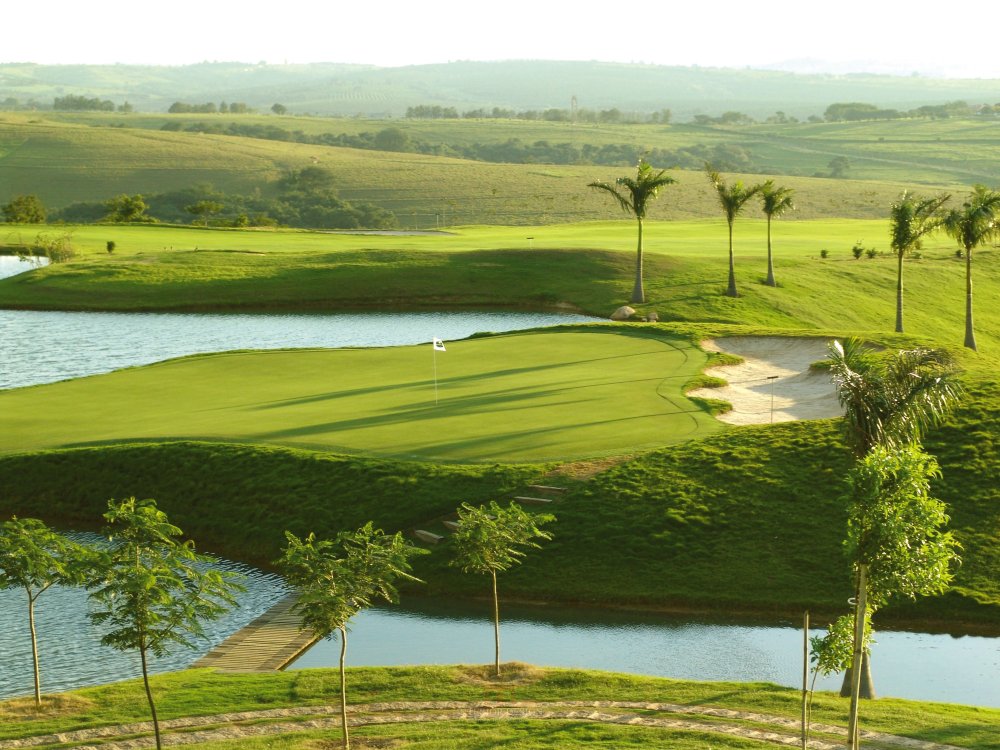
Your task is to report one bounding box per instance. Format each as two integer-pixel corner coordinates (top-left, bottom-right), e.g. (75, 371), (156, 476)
(866, 247), (879, 259)
(852, 242), (864, 260)
(820, 248), (829, 259)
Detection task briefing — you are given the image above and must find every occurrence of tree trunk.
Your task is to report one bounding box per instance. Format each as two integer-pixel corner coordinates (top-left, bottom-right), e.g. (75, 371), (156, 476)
(839, 651), (875, 699)
(726, 220), (738, 297)
(632, 217), (645, 303)
(847, 565), (869, 750)
(28, 593), (41, 707)
(766, 217), (776, 287)
(492, 570), (501, 677)
(139, 644), (162, 750)
(801, 610), (808, 750)
(895, 251), (905, 333)
(965, 246), (977, 351)
(339, 625), (350, 749)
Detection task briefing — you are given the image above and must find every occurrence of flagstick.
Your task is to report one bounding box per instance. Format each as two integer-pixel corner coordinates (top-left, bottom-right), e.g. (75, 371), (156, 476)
(433, 346), (439, 406)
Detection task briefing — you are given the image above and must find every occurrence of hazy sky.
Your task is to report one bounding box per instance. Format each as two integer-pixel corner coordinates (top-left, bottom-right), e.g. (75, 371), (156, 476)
(6, 0), (999, 78)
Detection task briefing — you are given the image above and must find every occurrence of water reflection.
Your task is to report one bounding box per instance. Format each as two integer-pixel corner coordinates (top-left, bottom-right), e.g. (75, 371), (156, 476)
(289, 597), (1000, 708)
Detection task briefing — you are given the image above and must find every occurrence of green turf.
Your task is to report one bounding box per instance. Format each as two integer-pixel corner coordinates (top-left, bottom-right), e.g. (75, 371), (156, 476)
(0, 328), (720, 462)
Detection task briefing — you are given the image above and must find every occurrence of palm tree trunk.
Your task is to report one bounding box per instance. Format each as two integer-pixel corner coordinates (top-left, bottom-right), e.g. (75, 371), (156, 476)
(895, 251), (905, 333)
(726, 220), (738, 297)
(28, 593), (41, 707)
(139, 644), (162, 750)
(631, 217), (645, 303)
(339, 625), (350, 749)
(765, 216), (776, 286)
(492, 569), (501, 677)
(965, 247), (976, 350)
(847, 565), (869, 750)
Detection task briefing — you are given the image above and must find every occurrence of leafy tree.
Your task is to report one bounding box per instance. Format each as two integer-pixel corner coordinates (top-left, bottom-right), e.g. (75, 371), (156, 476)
(943, 185), (1000, 351)
(889, 191), (950, 333)
(87, 498), (243, 750)
(277, 523), (424, 749)
(842, 445), (959, 748)
(706, 165), (761, 297)
(828, 156), (850, 178)
(185, 200), (225, 225)
(271, 103), (287, 115)
(827, 338), (961, 459)
(2, 194), (46, 223)
(758, 180), (794, 287)
(0, 517), (93, 706)
(588, 158), (675, 304)
(104, 194), (150, 223)
(450, 501), (554, 677)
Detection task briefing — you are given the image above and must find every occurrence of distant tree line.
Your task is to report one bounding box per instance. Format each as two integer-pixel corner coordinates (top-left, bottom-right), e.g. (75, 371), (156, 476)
(53, 95), (132, 113)
(823, 100), (996, 122)
(406, 104), (673, 124)
(51, 168), (396, 230)
(158, 120), (758, 170)
(167, 101), (253, 114)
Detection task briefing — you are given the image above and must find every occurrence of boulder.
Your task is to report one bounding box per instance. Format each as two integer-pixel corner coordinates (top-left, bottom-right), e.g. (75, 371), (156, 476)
(646, 311), (659, 322)
(610, 305), (636, 321)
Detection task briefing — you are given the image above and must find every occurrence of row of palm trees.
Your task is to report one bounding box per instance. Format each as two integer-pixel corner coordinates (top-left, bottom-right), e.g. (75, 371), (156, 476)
(591, 161), (1000, 351)
(588, 160), (795, 303)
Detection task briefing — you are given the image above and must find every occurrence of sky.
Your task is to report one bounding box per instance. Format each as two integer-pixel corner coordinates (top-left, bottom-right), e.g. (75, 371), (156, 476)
(5, 0), (1000, 79)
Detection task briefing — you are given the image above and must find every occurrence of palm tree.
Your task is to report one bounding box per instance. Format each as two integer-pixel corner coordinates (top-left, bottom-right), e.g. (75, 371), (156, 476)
(758, 180), (794, 287)
(889, 191), (950, 333)
(589, 158), (676, 303)
(943, 185), (1000, 351)
(827, 338), (962, 459)
(706, 166), (761, 297)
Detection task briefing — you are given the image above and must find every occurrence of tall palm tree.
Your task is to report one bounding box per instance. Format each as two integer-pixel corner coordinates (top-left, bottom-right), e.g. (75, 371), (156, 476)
(758, 180), (794, 287)
(889, 191), (950, 333)
(943, 185), (1000, 351)
(706, 166), (761, 297)
(589, 158), (676, 303)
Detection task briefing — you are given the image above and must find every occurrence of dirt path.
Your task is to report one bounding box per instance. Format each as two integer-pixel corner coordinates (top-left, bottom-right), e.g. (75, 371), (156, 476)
(0, 700), (965, 750)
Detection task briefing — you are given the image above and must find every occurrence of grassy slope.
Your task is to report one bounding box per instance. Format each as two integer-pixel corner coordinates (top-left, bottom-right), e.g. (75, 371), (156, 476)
(3, 667), (997, 749)
(0, 329), (721, 461)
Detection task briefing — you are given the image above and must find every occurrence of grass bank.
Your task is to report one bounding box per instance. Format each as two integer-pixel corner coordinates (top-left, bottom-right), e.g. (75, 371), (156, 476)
(1, 666), (997, 749)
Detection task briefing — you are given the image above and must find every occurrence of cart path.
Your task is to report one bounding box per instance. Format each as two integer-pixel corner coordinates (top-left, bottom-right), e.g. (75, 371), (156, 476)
(0, 699), (966, 750)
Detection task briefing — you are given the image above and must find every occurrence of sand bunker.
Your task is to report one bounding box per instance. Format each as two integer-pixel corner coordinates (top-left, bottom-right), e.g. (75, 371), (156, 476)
(689, 337), (842, 426)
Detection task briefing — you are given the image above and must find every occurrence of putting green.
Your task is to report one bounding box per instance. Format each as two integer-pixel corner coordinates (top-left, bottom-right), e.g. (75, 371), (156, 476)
(3, 329), (722, 462)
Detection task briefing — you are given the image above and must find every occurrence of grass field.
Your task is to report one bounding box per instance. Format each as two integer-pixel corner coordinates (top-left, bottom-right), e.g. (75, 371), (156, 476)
(0, 328), (721, 462)
(2, 666), (997, 749)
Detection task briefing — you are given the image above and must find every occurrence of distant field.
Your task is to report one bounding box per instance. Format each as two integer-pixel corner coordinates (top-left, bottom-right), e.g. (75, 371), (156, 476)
(0, 114), (970, 226)
(0, 329), (720, 462)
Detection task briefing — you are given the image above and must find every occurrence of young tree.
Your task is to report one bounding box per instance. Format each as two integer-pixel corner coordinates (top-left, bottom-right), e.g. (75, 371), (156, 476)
(450, 501), (554, 677)
(277, 523), (424, 750)
(589, 158), (676, 303)
(2, 194), (46, 223)
(87, 498), (243, 750)
(889, 191), (950, 333)
(706, 166), (762, 297)
(943, 185), (1000, 351)
(0, 517), (93, 706)
(758, 180), (794, 287)
(104, 194), (150, 223)
(842, 445), (960, 749)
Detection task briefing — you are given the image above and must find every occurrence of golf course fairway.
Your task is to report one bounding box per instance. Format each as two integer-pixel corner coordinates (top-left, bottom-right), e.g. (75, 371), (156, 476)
(0, 327), (722, 462)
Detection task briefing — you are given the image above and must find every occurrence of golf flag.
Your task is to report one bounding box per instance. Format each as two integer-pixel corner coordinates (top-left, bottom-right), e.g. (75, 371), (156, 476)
(433, 338), (446, 352)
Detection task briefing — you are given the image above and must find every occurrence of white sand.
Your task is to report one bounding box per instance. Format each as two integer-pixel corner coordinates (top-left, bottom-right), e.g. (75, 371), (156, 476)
(689, 337), (842, 425)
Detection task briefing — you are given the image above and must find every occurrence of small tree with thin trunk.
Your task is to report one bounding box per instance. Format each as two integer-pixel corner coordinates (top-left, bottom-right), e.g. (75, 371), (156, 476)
(450, 500), (554, 677)
(889, 191), (950, 333)
(943, 185), (1000, 351)
(589, 158), (676, 304)
(277, 523), (424, 750)
(706, 165), (762, 297)
(758, 180), (794, 287)
(0, 517), (93, 707)
(842, 445), (960, 749)
(87, 498), (243, 750)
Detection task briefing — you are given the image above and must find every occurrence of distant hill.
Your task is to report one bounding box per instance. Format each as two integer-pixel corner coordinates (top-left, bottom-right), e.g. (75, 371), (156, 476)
(2, 60), (999, 119)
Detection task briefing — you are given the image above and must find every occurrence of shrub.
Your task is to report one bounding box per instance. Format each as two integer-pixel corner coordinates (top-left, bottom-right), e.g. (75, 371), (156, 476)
(820, 248), (829, 259)
(852, 242), (864, 260)
(865, 247), (879, 259)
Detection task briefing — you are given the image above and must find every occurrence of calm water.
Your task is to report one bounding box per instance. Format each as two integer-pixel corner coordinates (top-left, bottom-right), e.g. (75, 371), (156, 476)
(290, 598), (1000, 708)
(0, 257), (599, 390)
(0, 532), (288, 700)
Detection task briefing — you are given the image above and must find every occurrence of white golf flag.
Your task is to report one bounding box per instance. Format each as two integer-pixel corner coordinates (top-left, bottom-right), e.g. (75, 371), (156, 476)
(433, 338), (446, 352)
